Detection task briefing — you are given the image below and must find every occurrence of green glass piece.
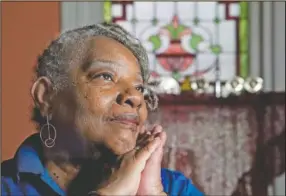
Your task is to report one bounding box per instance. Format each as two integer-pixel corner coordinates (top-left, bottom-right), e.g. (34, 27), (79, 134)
(193, 18), (200, 25)
(148, 35), (162, 51)
(239, 2), (249, 78)
(211, 45), (222, 55)
(190, 33), (203, 50)
(214, 17), (220, 24)
(151, 18), (158, 25)
(103, 0), (112, 23)
(165, 24), (187, 39)
(172, 71), (181, 81)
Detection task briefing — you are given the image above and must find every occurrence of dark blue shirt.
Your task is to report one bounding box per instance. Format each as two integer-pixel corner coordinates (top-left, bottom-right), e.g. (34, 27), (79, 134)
(1, 134), (203, 196)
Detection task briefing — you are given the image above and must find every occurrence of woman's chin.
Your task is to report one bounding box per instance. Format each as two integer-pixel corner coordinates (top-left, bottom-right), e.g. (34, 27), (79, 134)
(104, 133), (137, 156)
(108, 141), (136, 156)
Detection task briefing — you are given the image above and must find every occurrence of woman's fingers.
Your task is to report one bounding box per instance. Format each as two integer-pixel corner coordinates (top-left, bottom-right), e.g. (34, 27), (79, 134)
(135, 137), (161, 164)
(157, 131), (167, 148)
(96, 126), (164, 196)
(137, 132), (151, 144)
(136, 125), (164, 150)
(152, 125), (163, 135)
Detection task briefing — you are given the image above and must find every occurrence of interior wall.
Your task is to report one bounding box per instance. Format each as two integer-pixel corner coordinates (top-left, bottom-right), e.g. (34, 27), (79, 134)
(249, 2), (285, 92)
(1, 2), (60, 161)
(61, 2), (104, 32)
(249, 4), (285, 192)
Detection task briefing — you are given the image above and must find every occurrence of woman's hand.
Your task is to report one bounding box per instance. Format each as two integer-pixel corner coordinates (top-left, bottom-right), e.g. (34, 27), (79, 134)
(136, 125), (167, 196)
(95, 136), (162, 196)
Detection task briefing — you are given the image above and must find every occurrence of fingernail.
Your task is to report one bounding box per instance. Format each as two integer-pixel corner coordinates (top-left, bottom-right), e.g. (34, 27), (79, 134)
(155, 125), (162, 132)
(154, 137), (160, 142)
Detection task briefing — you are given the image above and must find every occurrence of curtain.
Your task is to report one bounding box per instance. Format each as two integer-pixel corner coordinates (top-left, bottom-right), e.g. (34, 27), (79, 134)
(148, 92), (285, 196)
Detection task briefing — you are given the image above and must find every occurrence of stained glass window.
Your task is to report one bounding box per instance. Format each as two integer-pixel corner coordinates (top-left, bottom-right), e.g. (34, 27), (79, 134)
(104, 1), (249, 83)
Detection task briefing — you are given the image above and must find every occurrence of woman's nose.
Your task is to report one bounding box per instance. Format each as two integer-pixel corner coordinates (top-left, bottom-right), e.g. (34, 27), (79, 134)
(116, 88), (142, 109)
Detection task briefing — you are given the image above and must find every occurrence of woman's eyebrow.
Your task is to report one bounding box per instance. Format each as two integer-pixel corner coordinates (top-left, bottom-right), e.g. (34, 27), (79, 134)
(82, 59), (121, 71)
(82, 59), (143, 82)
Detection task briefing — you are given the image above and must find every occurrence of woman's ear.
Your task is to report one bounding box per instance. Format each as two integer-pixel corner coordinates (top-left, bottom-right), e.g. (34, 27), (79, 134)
(31, 76), (54, 117)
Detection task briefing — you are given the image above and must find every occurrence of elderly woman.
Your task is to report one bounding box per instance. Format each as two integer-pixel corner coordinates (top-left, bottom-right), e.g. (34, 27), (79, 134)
(1, 23), (203, 196)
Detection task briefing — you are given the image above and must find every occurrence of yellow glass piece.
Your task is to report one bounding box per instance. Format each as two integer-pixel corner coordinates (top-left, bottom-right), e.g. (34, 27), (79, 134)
(180, 76), (192, 91)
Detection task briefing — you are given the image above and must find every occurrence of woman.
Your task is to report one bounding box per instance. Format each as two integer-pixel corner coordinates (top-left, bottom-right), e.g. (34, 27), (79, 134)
(1, 23), (203, 196)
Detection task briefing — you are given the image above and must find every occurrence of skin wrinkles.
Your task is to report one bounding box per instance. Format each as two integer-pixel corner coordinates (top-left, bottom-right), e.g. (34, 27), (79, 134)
(67, 36), (147, 156)
(82, 59), (143, 84)
(32, 35), (150, 193)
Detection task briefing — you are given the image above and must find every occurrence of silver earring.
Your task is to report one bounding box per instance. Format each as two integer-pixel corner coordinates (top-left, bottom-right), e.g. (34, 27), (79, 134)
(40, 115), (57, 148)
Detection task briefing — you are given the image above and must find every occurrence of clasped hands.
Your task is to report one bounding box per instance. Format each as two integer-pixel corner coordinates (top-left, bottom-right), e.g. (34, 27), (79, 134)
(96, 125), (167, 196)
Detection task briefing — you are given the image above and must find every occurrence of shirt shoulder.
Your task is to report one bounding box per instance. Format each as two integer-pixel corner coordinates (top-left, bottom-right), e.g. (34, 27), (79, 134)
(1, 159), (21, 196)
(1, 159), (41, 196)
(161, 168), (204, 196)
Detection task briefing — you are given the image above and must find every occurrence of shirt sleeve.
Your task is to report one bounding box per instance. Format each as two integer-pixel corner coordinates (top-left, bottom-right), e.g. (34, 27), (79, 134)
(161, 168), (204, 196)
(1, 177), (12, 196)
(182, 179), (204, 196)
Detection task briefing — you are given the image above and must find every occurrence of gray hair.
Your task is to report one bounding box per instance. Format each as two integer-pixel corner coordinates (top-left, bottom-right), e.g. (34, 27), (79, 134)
(35, 22), (158, 112)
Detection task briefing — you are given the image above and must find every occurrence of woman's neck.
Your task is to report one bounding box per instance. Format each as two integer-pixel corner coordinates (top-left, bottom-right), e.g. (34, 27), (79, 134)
(44, 144), (118, 194)
(46, 160), (80, 191)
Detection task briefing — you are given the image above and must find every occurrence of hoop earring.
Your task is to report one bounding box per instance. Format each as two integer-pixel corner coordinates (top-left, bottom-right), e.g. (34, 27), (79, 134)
(40, 115), (57, 148)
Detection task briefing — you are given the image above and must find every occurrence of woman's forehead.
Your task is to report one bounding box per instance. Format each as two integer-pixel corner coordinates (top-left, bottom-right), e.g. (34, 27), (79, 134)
(71, 36), (143, 79)
(65, 36), (144, 82)
(83, 59), (143, 82)
(88, 36), (139, 65)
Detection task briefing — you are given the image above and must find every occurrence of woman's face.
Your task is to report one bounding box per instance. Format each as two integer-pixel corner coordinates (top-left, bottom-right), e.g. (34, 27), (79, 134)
(51, 36), (148, 156)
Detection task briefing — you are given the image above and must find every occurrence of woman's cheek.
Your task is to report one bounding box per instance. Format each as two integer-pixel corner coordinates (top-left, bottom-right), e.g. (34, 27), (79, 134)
(87, 88), (115, 113)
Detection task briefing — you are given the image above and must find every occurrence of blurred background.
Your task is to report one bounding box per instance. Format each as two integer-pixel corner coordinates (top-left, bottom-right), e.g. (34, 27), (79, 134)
(1, 1), (285, 196)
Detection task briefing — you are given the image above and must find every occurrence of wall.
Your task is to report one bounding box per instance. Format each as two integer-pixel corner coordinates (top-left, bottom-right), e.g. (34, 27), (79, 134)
(61, 2), (104, 32)
(249, 2), (285, 92)
(249, 3), (285, 192)
(1, 2), (60, 161)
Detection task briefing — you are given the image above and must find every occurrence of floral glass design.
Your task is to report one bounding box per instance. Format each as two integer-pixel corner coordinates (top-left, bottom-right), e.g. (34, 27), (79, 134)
(104, 1), (249, 83)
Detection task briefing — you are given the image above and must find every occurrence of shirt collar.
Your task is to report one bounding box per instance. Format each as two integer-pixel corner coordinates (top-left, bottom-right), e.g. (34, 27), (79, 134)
(14, 133), (66, 196)
(14, 133), (45, 174)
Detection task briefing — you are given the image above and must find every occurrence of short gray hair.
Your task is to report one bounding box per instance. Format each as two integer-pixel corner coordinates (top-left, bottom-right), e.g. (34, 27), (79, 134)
(36, 22), (150, 92)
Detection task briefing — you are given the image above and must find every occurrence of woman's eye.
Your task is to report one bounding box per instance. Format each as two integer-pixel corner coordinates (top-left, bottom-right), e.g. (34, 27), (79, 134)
(100, 73), (113, 81)
(136, 85), (145, 93)
(91, 73), (113, 81)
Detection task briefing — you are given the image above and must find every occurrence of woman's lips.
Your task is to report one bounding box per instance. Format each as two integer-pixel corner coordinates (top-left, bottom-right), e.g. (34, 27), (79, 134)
(109, 113), (139, 131)
(112, 119), (137, 125)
